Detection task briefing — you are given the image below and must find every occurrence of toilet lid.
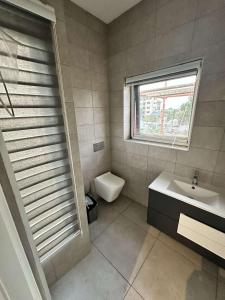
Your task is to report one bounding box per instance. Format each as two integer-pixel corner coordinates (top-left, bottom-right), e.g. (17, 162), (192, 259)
(95, 172), (125, 187)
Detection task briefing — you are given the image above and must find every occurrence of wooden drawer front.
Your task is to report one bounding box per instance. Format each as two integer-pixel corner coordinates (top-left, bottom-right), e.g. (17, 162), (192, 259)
(178, 214), (225, 259)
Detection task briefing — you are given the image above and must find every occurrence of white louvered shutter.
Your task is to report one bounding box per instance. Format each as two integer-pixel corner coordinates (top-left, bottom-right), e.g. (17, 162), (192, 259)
(0, 2), (80, 262)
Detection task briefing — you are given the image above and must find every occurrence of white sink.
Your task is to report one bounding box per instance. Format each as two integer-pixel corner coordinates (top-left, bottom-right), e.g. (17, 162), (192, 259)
(149, 172), (225, 219)
(168, 180), (220, 206)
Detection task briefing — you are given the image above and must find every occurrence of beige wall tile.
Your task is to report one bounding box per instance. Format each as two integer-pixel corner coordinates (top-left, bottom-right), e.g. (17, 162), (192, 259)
(75, 108), (94, 126)
(148, 145), (177, 162)
(110, 90), (124, 108)
(221, 133), (225, 151)
(112, 150), (127, 164)
(127, 153), (148, 171)
(126, 40), (155, 73)
(89, 52), (107, 74)
(215, 151), (225, 174)
(191, 126), (224, 150)
(71, 67), (92, 90)
(110, 107), (123, 123)
(125, 141), (148, 156)
(66, 17), (89, 49)
(93, 91), (109, 107)
(156, 0), (197, 36)
(111, 123), (124, 138)
(195, 101), (225, 127)
(155, 22), (194, 60)
(174, 164), (213, 185)
(192, 9), (225, 51)
(127, 14), (155, 48)
(91, 71), (108, 91)
(77, 125), (95, 142)
(94, 123), (109, 138)
(197, 0), (225, 18)
(73, 88), (93, 108)
(70, 46), (90, 70)
(79, 141), (94, 158)
(176, 147), (218, 171)
(212, 173), (225, 188)
(198, 72), (225, 102)
(94, 107), (108, 124)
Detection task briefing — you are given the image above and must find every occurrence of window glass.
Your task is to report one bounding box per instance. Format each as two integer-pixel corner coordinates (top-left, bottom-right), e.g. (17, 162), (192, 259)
(129, 62), (201, 148)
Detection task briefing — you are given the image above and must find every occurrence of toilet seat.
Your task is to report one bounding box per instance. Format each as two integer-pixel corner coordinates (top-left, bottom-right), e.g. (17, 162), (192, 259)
(94, 172), (125, 202)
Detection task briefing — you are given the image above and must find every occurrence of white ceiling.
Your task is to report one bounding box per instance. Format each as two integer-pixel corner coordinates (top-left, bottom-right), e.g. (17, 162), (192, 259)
(70, 0), (142, 24)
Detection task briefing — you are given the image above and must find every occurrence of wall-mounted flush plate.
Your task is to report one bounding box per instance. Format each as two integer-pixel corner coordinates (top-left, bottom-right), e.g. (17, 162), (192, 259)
(93, 141), (104, 152)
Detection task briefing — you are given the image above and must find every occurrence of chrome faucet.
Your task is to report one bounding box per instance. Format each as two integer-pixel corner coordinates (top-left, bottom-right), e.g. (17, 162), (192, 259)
(192, 170), (199, 186)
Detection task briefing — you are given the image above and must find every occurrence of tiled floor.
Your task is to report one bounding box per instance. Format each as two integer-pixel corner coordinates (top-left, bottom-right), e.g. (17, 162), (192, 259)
(51, 196), (225, 300)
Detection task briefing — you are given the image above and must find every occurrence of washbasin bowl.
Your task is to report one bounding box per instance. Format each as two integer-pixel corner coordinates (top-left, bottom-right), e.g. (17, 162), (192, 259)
(149, 172), (225, 219)
(168, 180), (220, 205)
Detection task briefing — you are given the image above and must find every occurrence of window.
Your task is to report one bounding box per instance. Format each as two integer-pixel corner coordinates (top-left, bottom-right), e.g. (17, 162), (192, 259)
(127, 60), (202, 149)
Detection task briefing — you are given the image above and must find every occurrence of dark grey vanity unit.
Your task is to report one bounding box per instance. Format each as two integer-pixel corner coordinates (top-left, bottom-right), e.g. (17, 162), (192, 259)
(148, 189), (225, 269)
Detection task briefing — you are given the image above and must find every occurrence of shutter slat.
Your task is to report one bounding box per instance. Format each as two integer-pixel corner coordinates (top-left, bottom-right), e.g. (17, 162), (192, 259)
(0, 95), (60, 108)
(26, 189), (73, 220)
(1, 27), (53, 52)
(0, 116), (63, 131)
(20, 173), (71, 198)
(0, 84), (58, 97)
(30, 200), (75, 233)
(12, 150), (67, 173)
(37, 224), (79, 258)
(17, 45), (55, 64)
(0, 57), (56, 75)
(40, 232), (80, 261)
(9, 143), (67, 162)
(16, 159), (69, 181)
(6, 134), (66, 153)
(22, 179), (72, 206)
(18, 165), (70, 190)
(3, 126), (65, 141)
(0, 107), (61, 118)
(34, 211), (76, 245)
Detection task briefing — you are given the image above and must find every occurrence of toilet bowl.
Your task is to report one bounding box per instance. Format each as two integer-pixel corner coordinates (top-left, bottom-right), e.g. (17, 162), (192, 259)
(94, 172), (125, 202)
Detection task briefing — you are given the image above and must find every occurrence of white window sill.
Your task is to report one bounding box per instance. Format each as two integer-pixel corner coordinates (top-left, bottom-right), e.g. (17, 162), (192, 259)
(124, 138), (190, 151)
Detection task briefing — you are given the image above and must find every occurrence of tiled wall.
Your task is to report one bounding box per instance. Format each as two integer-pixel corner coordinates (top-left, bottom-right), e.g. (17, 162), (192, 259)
(64, 0), (111, 193)
(108, 0), (225, 206)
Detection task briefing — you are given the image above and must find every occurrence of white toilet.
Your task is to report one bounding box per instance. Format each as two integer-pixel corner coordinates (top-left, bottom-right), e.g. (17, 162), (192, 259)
(94, 172), (125, 202)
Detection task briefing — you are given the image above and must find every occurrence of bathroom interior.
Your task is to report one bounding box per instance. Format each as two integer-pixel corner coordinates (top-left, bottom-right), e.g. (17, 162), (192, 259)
(0, 0), (225, 299)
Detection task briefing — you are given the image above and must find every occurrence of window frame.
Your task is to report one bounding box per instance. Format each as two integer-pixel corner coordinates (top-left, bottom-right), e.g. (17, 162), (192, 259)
(128, 60), (202, 150)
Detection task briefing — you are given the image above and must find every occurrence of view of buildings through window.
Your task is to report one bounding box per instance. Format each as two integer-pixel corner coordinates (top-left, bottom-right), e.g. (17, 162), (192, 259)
(136, 75), (197, 141)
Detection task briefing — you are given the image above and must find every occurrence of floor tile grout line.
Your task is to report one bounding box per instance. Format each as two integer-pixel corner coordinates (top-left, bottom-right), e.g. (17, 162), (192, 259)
(131, 286), (145, 300)
(130, 236), (158, 287)
(123, 285), (145, 300)
(91, 199), (133, 242)
(120, 211), (160, 240)
(92, 243), (131, 286)
(120, 206), (160, 240)
(93, 216), (159, 299)
(123, 285), (132, 299)
(94, 199), (160, 243)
